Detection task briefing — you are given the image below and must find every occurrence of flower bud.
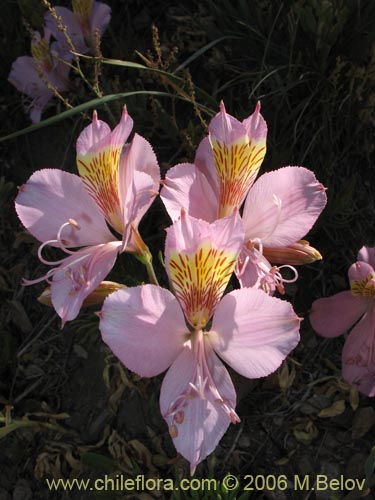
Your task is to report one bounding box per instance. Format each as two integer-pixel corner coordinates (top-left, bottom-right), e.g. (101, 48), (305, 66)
(263, 240), (322, 265)
(38, 281), (126, 307)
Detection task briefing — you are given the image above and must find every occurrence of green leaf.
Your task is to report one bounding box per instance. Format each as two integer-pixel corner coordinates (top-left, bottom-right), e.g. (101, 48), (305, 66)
(81, 451), (118, 473)
(97, 56), (218, 107)
(173, 36), (238, 73)
(0, 90), (214, 143)
(365, 445), (375, 481)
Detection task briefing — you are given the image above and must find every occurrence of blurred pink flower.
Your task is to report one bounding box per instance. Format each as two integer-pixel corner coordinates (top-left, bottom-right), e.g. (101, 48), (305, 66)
(8, 31), (71, 123)
(45, 0), (111, 56)
(15, 108), (159, 324)
(100, 211), (300, 473)
(310, 246), (375, 396)
(161, 102), (327, 294)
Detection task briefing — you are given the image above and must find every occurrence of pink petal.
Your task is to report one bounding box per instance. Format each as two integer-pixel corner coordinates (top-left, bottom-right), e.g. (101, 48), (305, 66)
(76, 110), (133, 232)
(195, 137), (220, 197)
(165, 212), (244, 329)
(51, 241), (121, 323)
(76, 112), (112, 155)
(90, 1), (111, 39)
(15, 169), (114, 246)
(242, 167), (327, 247)
(122, 170), (156, 250)
(132, 134), (160, 188)
(357, 246), (375, 268)
(100, 285), (187, 377)
(8, 56), (53, 123)
(45, 6), (86, 55)
(348, 261), (375, 282)
(166, 209), (244, 257)
(119, 133), (159, 209)
(242, 101), (267, 144)
(310, 291), (368, 338)
(209, 101), (247, 145)
(342, 305), (375, 397)
(160, 342), (236, 472)
(8, 56), (43, 93)
(160, 163), (218, 222)
(235, 245), (275, 294)
(109, 107), (134, 153)
(207, 102), (267, 216)
(209, 288), (300, 378)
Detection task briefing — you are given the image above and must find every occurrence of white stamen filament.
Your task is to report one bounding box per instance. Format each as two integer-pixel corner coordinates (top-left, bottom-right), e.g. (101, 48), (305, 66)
(37, 219), (81, 265)
(23, 219), (88, 288)
(164, 332), (240, 426)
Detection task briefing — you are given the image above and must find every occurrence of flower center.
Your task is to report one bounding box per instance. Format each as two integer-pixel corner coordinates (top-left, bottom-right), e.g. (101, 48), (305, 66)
(237, 240), (298, 294)
(210, 137), (266, 218)
(351, 272), (375, 298)
(31, 37), (53, 73)
(72, 0), (93, 44)
(164, 331), (239, 440)
(168, 243), (238, 329)
(66, 265), (88, 295)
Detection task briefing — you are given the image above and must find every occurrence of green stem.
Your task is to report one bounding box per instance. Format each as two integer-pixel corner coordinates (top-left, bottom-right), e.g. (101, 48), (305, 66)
(135, 248), (159, 286)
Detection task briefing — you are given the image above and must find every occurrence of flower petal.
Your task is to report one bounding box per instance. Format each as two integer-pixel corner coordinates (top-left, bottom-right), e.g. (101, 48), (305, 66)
(100, 285), (187, 377)
(8, 56), (54, 123)
(357, 246), (375, 268)
(51, 241), (121, 324)
(76, 109), (133, 232)
(195, 137), (220, 198)
(342, 305), (375, 397)
(165, 212), (244, 328)
(209, 288), (300, 378)
(242, 101), (267, 145)
(209, 102), (267, 217)
(90, 1), (111, 39)
(310, 291), (368, 338)
(76, 112), (111, 155)
(242, 166), (327, 247)
(349, 260), (375, 298)
(122, 170), (157, 250)
(45, 6), (86, 55)
(160, 342), (236, 473)
(15, 169), (114, 246)
(117, 133), (159, 248)
(235, 245), (275, 294)
(349, 261), (375, 282)
(160, 163), (218, 222)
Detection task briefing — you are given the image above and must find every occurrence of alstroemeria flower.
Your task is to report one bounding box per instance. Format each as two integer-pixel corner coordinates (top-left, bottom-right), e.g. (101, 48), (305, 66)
(8, 30), (71, 123)
(45, 0), (111, 56)
(310, 246), (375, 397)
(99, 212), (300, 472)
(161, 102), (327, 294)
(15, 108), (159, 324)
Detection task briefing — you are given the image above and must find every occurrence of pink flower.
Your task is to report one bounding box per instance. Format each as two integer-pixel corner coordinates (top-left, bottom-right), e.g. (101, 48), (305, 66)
(160, 102), (327, 294)
(15, 108), (159, 324)
(99, 211), (300, 473)
(8, 31), (71, 123)
(310, 246), (375, 397)
(45, 0), (111, 56)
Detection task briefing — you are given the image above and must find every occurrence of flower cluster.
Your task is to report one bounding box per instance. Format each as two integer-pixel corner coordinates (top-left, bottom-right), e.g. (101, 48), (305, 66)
(16, 103), (329, 472)
(16, 107), (159, 325)
(8, 1), (111, 122)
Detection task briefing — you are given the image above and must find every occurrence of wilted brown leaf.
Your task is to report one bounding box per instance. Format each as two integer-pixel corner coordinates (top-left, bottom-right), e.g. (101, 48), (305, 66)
(318, 399), (346, 418)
